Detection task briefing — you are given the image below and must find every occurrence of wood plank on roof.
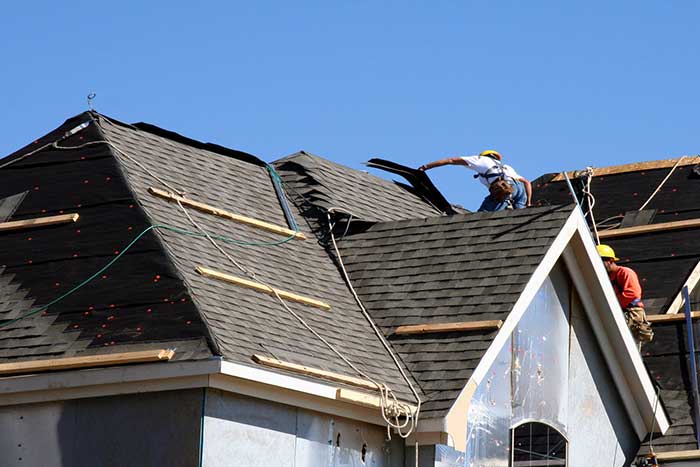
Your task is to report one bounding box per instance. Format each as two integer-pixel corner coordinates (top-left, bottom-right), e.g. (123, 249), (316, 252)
(148, 187), (305, 240)
(252, 354), (377, 390)
(598, 218), (700, 239)
(0, 213), (79, 232)
(551, 156), (700, 182)
(0, 349), (175, 376)
(646, 311), (700, 323)
(655, 449), (700, 460)
(335, 388), (417, 411)
(393, 320), (503, 336)
(196, 266), (331, 310)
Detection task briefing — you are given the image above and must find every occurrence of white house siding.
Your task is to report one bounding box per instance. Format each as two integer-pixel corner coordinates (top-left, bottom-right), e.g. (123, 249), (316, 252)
(567, 289), (638, 466)
(202, 388), (404, 467)
(463, 262), (639, 466)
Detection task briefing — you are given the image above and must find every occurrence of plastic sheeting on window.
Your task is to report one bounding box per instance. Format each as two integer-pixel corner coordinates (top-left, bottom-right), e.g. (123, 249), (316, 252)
(462, 273), (571, 466)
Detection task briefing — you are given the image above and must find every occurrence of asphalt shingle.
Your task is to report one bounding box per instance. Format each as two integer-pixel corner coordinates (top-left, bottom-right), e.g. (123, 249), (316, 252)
(337, 205), (574, 416)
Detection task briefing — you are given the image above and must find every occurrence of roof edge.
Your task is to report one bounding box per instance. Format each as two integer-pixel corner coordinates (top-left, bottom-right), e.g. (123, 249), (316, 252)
(437, 208), (669, 452)
(551, 155), (700, 182)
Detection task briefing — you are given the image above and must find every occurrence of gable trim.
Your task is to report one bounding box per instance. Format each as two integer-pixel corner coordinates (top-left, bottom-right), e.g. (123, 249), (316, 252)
(437, 208), (669, 451)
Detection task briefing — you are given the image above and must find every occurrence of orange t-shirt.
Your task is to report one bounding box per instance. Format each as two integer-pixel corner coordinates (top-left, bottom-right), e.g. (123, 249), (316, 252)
(609, 266), (643, 309)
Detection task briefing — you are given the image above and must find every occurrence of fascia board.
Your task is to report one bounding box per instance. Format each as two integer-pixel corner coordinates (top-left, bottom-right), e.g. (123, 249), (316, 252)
(215, 361), (388, 426)
(0, 358), (221, 406)
(0, 356), (397, 427)
(563, 215), (670, 436)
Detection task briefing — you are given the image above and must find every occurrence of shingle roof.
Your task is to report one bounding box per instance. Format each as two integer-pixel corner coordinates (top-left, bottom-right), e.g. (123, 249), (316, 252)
(0, 111), (582, 425)
(0, 112), (421, 400)
(0, 113), (211, 362)
(533, 161), (700, 455)
(336, 205), (574, 416)
(274, 151), (442, 223)
(95, 115), (417, 399)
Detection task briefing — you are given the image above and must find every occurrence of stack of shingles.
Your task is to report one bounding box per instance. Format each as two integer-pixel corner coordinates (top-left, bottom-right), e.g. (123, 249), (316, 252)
(336, 205), (573, 416)
(273, 151), (443, 225)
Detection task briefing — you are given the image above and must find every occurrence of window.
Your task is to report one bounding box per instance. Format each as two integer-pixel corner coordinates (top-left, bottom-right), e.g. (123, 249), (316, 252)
(511, 422), (567, 466)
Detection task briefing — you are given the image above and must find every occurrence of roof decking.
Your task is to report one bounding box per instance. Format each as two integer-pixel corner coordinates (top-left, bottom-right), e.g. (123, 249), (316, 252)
(534, 159), (700, 456)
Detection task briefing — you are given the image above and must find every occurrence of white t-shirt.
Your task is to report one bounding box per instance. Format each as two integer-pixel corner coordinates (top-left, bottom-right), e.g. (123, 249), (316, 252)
(461, 155), (522, 187)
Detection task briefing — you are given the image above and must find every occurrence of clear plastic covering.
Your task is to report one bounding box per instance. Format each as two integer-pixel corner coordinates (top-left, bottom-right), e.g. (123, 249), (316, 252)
(461, 272), (571, 466)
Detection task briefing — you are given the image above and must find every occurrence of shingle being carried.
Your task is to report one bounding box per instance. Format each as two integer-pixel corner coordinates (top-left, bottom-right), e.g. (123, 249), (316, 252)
(274, 151), (442, 223)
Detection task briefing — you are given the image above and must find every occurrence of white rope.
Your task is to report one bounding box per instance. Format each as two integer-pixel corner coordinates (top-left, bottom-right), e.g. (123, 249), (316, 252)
(94, 116), (419, 439)
(327, 208), (422, 439)
(581, 167), (600, 245)
(639, 156), (685, 211)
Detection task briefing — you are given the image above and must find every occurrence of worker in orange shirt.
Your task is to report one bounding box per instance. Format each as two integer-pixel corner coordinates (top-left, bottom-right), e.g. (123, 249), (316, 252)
(597, 244), (653, 344)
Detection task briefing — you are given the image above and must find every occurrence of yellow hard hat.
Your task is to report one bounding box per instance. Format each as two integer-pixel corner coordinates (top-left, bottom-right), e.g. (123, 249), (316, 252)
(479, 150), (502, 161)
(597, 244), (619, 261)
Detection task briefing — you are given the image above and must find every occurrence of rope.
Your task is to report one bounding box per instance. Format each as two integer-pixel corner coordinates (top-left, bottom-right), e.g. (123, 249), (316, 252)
(580, 167), (600, 245)
(639, 156), (685, 211)
(327, 207), (422, 439)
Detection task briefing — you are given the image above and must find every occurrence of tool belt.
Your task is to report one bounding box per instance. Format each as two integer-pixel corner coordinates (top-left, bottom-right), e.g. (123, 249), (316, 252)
(624, 306), (654, 343)
(489, 178), (515, 203)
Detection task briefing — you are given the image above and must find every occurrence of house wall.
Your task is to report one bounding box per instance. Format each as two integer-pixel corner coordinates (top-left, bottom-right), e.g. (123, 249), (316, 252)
(202, 388), (404, 467)
(461, 262), (639, 466)
(568, 289), (639, 465)
(0, 388), (202, 467)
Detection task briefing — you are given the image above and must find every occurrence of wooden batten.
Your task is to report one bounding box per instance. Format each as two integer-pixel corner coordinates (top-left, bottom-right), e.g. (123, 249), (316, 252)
(251, 355), (378, 391)
(0, 213), (79, 232)
(394, 320), (503, 336)
(0, 349), (175, 377)
(335, 388), (417, 412)
(196, 266), (331, 310)
(647, 311), (700, 324)
(598, 218), (700, 239)
(148, 187), (305, 240)
(654, 449), (700, 461)
(551, 156), (700, 182)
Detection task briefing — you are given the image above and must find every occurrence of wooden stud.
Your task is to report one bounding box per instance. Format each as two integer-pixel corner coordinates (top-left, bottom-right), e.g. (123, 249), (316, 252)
(196, 266), (331, 310)
(646, 311), (700, 323)
(394, 320), (503, 336)
(252, 355), (378, 391)
(654, 449), (700, 461)
(598, 218), (700, 239)
(0, 349), (175, 376)
(0, 213), (79, 232)
(335, 388), (417, 412)
(148, 187), (305, 240)
(551, 156), (700, 182)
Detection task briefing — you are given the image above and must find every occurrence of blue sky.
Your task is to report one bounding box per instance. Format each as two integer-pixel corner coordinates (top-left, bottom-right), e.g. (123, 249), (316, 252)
(2, 2), (698, 210)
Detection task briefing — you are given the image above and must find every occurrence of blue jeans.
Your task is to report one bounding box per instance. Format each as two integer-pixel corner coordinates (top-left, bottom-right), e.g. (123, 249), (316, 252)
(478, 180), (527, 212)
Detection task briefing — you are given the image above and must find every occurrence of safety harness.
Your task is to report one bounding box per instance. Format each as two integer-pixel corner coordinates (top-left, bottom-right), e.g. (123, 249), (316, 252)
(473, 159), (515, 203)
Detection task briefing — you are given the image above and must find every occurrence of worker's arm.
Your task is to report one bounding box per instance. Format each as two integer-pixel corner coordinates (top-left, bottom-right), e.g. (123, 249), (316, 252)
(517, 177), (532, 207)
(418, 157), (468, 171)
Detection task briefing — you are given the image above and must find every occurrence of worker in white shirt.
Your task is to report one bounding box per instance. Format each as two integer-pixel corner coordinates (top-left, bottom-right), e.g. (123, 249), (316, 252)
(419, 150), (532, 212)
